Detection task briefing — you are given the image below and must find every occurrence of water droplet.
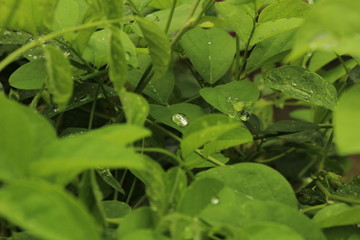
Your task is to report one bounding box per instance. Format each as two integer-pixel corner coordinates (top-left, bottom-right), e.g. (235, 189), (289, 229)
(208, 41), (212, 45)
(210, 197), (220, 205)
(33, 56), (37, 59)
(172, 113), (189, 127)
(76, 94), (90, 102)
(53, 105), (59, 112)
(239, 110), (250, 121)
(310, 90), (314, 94)
(245, 195), (254, 200)
(291, 82), (297, 87)
(208, 56), (212, 60)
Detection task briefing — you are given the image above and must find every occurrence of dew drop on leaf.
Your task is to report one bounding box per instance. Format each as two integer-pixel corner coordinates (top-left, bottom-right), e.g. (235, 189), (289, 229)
(239, 110), (250, 121)
(210, 197), (220, 205)
(53, 105), (59, 112)
(171, 113), (189, 127)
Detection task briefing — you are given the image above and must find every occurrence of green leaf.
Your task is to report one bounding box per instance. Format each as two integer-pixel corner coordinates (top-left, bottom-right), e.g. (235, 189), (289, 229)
(197, 163), (298, 208)
(0, 94), (56, 182)
(258, 0), (311, 23)
(136, 17), (171, 79)
(242, 222), (305, 240)
(202, 127), (253, 156)
(200, 200), (326, 240)
(120, 90), (149, 126)
(181, 114), (242, 157)
(181, 27), (236, 84)
(122, 229), (169, 240)
(335, 175), (360, 200)
(117, 207), (155, 239)
(334, 84), (360, 155)
(250, 18), (303, 46)
(246, 29), (296, 73)
(320, 58), (358, 83)
(215, 2), (254, 43)
(9, 59), (47, 90)
(52, 0), (82, 41)
(96, 168), (125, 195)
(108, 25), (128, 91)
(0, 30), (31, 44)
(150, 103), (207, 133)
(131, 157), (167, 216)
(199, 80), (259, 117)
(313, 203), (360, 228)
(265, 120), (319, 134)
(289, 0), (360, 60)
(323, 226), (360, 240)
(0, 180), (100, 240)
(102, 200), (131, 219)
(265, 66), (337, 110)
(0, 0), (58, 34)
(44, 45), (74, 108)
(31, 125), (150, 184)
(82, 29), (109, 67)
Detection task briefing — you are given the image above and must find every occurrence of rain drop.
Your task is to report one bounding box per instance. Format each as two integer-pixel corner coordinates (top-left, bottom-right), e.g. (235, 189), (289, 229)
(291, 82), (297, 87)
(172, 113), (189, 127)
(53, 105), (59, 113)
(210, 197), (220, 205)
(239, 110), (250, 121)
(208, 41), (212, 45)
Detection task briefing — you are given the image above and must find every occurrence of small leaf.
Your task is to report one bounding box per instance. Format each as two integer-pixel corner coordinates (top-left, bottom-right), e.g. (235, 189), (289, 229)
(181, 27), (236, 84)
(102, 200), (131, 219)
(0, 180), (100, 240)
(96, 168), (125, 195)
(215, 2), (254, 43)
(334, 84), (360, 155)
(150, 103), (207, 133)
(44, 45), (74, 108)
(250, 18), (303, 46)
(265, 66), (337, 110)
(258, 0), (311, 23)
(120, 90), (149, 126)
(200, 80), (259, 117)
(0, 94), (56, 182)
(203, 127), (253, 156)
(181, 114), (242, 157)
(136, 17), (171, 79)
(9, 59), (47, 90)
(246, 29), (296, 73)
(313, 203), (360, 228)
(108, 25), (128, 91)
(197, 163), (298, 208)
(335, 174), (360, 200)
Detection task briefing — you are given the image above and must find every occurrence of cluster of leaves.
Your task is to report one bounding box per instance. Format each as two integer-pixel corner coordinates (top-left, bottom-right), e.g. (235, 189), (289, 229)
(1, 0), (360, 239)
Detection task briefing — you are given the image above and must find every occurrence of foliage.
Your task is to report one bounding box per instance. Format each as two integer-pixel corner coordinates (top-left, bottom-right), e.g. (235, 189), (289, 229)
(1, 0), (360, 239)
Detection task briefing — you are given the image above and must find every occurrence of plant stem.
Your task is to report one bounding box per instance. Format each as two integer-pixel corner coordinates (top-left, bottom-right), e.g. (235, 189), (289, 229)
(126, 178), (137, 204)
(256, 147), (296, 163)
(317, 130), (334, 172)
(165, 0), (178, 34)
(300, 203), (328, 214)
(234, 35), (241, 81)
(134, 65), (154, 94)
(316, 180), (360, 204)
(127, 0), (143, 17)
(195, 149), (225, 166)
(133, 147), (183, 165)
(88, 78), (103, 129)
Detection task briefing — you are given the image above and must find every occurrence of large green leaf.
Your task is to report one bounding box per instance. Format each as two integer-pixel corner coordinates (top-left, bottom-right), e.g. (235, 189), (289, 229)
(136, 17), (171, 79)
(181, 114), (242, 157)
(334, 84), (360, 155)
(199, 80), (259, 118)
(181, 27), (236, 84)
(246, 29), (296, 73)
(0, 180), (100, 240)
(44, 45), (74, 108)
(9, 59), (47, 90)
(242, 222), (305, 240)
(265, 66), (337, 110)
(289, 0), (360, 60)
(196, 163), (298, 208)
(150, 103), (207, 133)
(215, 2), (255, 43)
(31, 125), (150, 184)
(0, 95), (56, 181)
(200, 200), (326, 240)
(0, 0), (58, 34)
(313, 203), (360, 228)
(258, 0), (311, 23)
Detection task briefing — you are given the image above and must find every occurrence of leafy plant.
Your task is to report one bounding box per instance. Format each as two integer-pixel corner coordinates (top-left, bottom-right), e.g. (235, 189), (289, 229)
(1, 0), (360, 239)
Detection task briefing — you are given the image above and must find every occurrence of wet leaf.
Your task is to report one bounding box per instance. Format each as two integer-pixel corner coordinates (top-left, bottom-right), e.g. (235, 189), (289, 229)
(9, 59), (47, 90)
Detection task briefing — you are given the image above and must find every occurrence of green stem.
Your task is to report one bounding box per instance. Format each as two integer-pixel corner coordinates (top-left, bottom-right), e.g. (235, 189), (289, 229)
(182, 94), (201, 103)
(134, 65), (154, 94)
(133, 147), (183, 165)
(88, 78), (103, 129)
(145, 119), (182, 142)
(234, 35), (241, 81)
(300, 203), (328, 214)
(195, 149), (225, 166)
(165, 0), (178, 34)
(316, 181), (360, 204)
(126, 178), (137, 204)
(318, 124), (333, 129)
(317, 130), (334, 172)
(256, 147), (296, 163)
